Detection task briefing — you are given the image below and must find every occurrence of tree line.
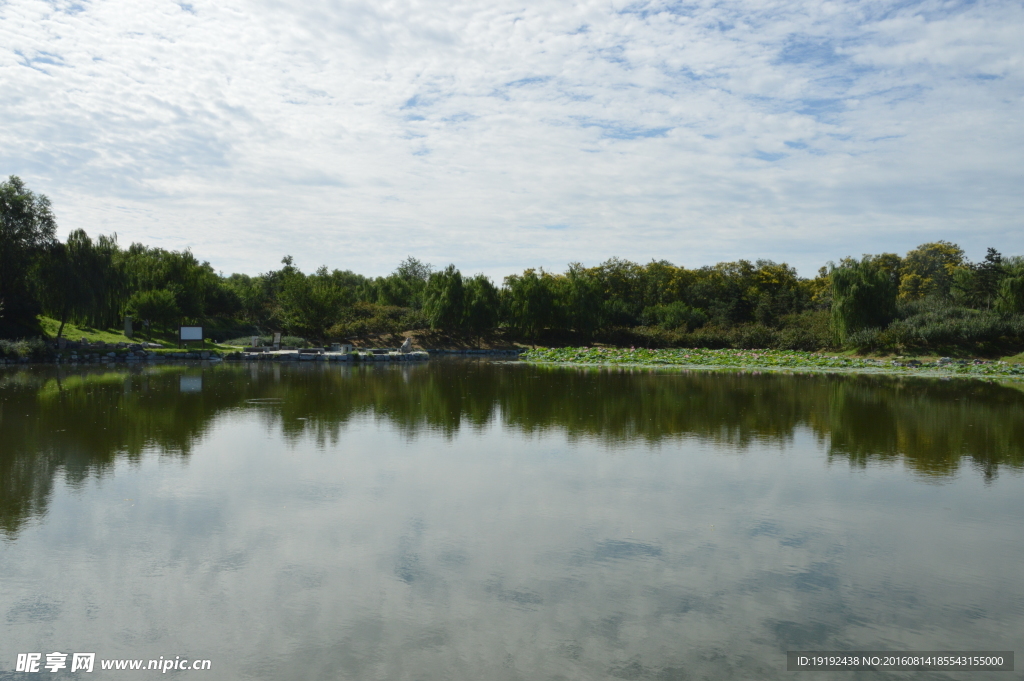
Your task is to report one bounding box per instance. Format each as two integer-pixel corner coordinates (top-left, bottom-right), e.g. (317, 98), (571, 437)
(3, 175), (1023, 353)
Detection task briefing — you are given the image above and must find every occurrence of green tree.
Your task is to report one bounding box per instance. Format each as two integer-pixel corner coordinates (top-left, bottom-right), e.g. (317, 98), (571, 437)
(952, 248), (1004, 309)
(127, 288), (181, 333)
(35, 230), (106, 339)
(423, 265), (465, 330)
(121, 244), (220, 321)
(994, 256), (1024, 315)
(830, 256), (898, 343)
(0, 176), (56, 328)
(557, 263), (604, 337)
(502, 269), (557, 339)
(374, 257), (433, 309)
(899, 241), (965, 300)
(278, 266), (348, 340)
(463, 274), (500, 336)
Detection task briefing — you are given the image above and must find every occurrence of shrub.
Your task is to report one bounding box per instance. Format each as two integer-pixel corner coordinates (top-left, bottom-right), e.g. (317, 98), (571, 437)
(0, 337), (49, 360)
(640, 302), (708, 331)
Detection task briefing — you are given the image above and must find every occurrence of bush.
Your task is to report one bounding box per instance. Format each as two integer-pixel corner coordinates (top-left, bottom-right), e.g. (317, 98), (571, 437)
(845, 327), (883, 352)
(680, 325), (733, 349)
(327, 303), (427, 339)
(775, 310), (833, 350)
(735, 323), (778, 349)
(0, 338), (49, 360)
(837, 299), (1024, 353)
(640, 302), (708, 331)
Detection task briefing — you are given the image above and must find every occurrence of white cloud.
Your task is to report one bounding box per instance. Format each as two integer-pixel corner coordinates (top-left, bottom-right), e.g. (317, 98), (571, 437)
(2, 0), (1022, 279)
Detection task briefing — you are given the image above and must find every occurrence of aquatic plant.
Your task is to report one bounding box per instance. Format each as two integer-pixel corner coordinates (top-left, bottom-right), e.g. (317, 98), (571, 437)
(522, 346), (1024, 378)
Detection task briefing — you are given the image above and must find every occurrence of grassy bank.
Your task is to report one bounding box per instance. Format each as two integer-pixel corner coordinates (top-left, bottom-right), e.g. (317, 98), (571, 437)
(522, 347), (1024, 378)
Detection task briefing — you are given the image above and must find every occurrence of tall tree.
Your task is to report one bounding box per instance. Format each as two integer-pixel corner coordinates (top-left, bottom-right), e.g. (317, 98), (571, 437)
(898, 241), (965, 300)
(557, 263), (603, 337)
(0, 176), (57, 328)
(994, 256), (1024, 315)
(35, 230), (102, 339)
(502, 269), (557, 339)
(278, 266), (348, 340)
(830, 256), (898, 342)
(423, 265), (465, 330)
(463, 274), (500, 336)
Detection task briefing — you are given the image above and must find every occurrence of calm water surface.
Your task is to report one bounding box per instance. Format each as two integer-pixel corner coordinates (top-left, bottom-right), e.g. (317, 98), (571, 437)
(1, 361), (1022, 680)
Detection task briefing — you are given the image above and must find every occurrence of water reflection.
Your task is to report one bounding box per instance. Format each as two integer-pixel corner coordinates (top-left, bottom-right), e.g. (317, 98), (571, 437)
(2, 361), (1023, 680)
(2, 362), (1022, 537)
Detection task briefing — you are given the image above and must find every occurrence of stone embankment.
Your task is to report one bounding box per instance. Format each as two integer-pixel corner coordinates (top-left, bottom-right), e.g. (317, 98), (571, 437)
(235, 347), (522, 362)
(238, 349), (429, 362)
(0, 342), (525, 365)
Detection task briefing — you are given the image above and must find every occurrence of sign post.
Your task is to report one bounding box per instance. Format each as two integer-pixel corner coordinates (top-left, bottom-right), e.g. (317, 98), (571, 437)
(179, 326), (204, 349)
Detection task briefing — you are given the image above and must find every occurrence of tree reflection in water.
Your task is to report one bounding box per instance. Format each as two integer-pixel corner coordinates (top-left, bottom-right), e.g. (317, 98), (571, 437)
(2, 361), (1022, 536)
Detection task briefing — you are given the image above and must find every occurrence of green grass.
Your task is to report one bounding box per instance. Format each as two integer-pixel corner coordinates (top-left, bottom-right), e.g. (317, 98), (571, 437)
(522, 346), (1024, 378)
(39, 317), (136, 345)
(38, 316), (235, 352)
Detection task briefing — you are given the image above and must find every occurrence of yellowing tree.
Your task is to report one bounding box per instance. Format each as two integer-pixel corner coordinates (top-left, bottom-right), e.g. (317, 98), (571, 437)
(898, 241), (965, 300)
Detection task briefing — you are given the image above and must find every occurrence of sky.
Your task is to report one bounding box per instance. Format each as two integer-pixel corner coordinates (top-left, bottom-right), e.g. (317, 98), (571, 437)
(2, 0), (1022, 281)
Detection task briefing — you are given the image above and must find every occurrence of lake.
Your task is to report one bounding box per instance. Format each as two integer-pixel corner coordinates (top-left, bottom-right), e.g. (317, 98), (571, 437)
(1, 360), (1022, 680)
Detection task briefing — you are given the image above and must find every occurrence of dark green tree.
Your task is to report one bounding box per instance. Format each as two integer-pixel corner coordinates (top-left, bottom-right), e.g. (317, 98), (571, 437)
(502, 269), (557, 339)
(374, 257), (433, 309)
(0, 176), (56, 329)
(423, 265), (465, 330)
(278, 266), (349, 340)
(557, 263), (603, 337)
(830, 256), (898, 343)
(35, 230), (106, 339)
(127, 288), (181, 333)
(994, 257), (1024, 315)
(464, 274), (500, 336)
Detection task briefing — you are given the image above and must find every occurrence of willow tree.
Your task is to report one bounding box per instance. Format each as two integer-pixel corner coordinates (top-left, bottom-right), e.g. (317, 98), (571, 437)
(995, 257), (1024, 315)
(463, 274), (499, 336)
(830, 256), (898, 343)
(502, 269), (557, 339)
(423, 265), (465, 330)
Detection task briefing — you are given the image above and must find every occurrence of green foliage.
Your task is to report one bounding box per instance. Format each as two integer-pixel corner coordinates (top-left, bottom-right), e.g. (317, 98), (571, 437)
(3, 183), (1022, 356)
(278, 266), (350, 340)
(502, 269), (558, 339)
(463, 274), (500, 336)
(0, 337), (48, 360)
(372, 257), (432, 309)
(995, 257), (1024, 315)
(640, 301), (708, 331)
(127, 288), (181, 332)
(328, 303), (427, 338)
(34, 230), (125, 337)
(898, 241), (965, 301)
(555, 264), (603, 337)
(830, 256), (898, 343)
(121, 243), (221, 321)
(522, 346), (1024, 378)
(0, 176), (56, 326)
(423, 265), (465, 330)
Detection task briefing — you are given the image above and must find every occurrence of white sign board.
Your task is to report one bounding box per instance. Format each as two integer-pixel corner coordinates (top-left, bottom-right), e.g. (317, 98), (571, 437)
(179, 326), (203, 341)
